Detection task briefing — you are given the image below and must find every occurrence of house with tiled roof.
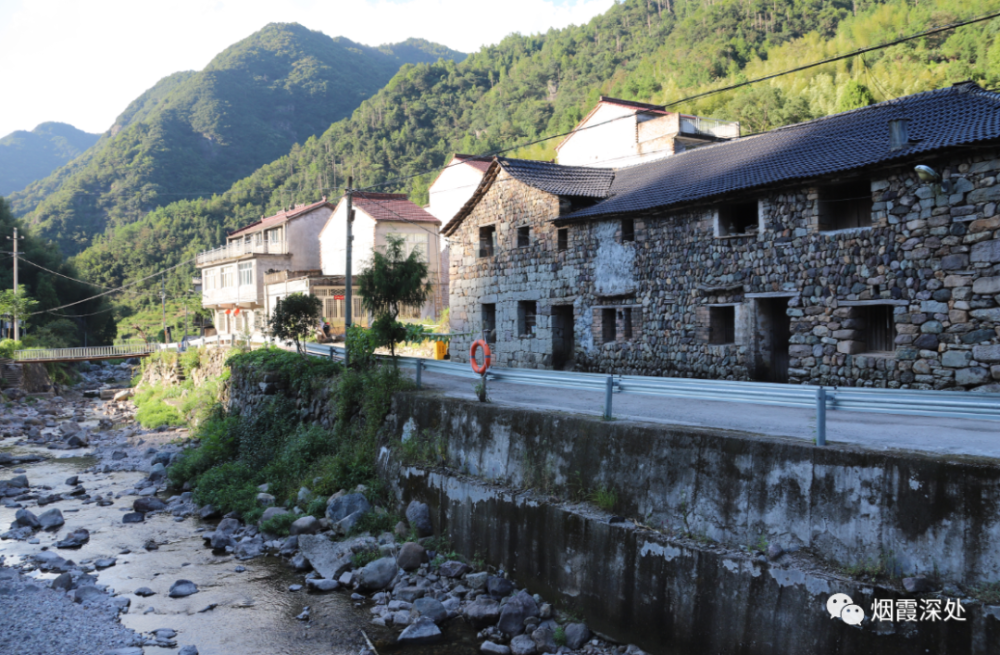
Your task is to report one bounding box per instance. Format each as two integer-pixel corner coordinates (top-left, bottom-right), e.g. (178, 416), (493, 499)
(196, 199), (334, 339)
(318, 192), (444, 323)
(555, 96), (740, 168)
(446, 82), (1000, 392)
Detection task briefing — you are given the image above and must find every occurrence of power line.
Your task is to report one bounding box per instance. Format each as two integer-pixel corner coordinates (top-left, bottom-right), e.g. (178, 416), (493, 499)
(14, 256), (114, 290)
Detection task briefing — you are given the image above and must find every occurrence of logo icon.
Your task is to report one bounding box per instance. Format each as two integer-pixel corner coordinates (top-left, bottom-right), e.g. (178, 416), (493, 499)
(826, 593), (865, 625)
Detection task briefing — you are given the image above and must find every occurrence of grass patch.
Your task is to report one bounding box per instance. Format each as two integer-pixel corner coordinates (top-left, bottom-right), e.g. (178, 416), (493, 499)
(350, 510), (401, 537)
(352, 548), (381, 569)
(260, 511), (298, 536)
(838, 549), (900, 581)
(554, 626), (567, 647)
(591, 485), (617, 512)
(399, 428), (447, 466)
(972, 582), (1000, 604)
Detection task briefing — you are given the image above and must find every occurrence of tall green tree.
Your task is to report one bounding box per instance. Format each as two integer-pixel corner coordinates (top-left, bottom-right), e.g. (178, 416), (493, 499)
(836, 80), (877, 112)
(0, 289), (37, 340)
(356, 235), (432, 358)
(268, 292), (322, 355)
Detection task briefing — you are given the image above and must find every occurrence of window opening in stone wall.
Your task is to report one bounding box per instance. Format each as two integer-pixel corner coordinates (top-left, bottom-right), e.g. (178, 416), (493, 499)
(557, 228), (568, 251)
(517, 226), (530, 248)
(479, 225), (496, 257)
(482, 303), (496, 343)
(717, 201), (758, 236)
(621, 218), (635, 242)
(622, 308), (633, 339)
(518, 301), (537, 337)
(602, 308), (617, 343)
(862, 305), (896, 353)
(818, 180), (872, 231)
(709, 306), (735, 345)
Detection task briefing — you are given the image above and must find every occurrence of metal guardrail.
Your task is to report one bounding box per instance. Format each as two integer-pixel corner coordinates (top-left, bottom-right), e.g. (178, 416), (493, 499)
(299, 343), (1000, 428)
(12, 344), (168, 361)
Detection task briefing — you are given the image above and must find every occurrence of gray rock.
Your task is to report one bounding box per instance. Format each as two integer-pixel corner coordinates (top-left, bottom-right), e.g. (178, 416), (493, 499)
(464, 598), (502, 628)
(256, 493), (275, 507)
(406, 500), (433, 537)
(397, 541), (426, 571)
(178, 647), (199, 655)
(466, 571), (489, 590)
(152, 451), (173, 467)
(510, 634), (538, 655)
(305, 578), (339, 592)
(498, 591), (538, 636)
(133, 496), (166, 513)
(412, 597), (447, 624)
(148, 463), (166, 482)
(123, 512), (145, 524)
(357, 557), (397, 591)
(259, 507), (289, 525)
(397, 616), (442, 645)
(134, 587), (156, 597)
(65, 435), (88, 448)
(14, 508), (40, 530)
(488, 576), (515, 599)
(438, 560), (469, 578)
(215, 517), (240, 535)
(198, 504), (220, 520)
(64, 476), (78, 486)
(55, 528), (90, 548)
(766, 543), (784, 560)
(168, 580), (199, 598)
(624, 645), (649, 655)
(106, 649), (144, 655)
(334, 510), (366, 536)
(235, 536), (264, 560)
(564, 623), (591, 650)
(482, 642), (511, 655)
(111, 451), (127, 461)
(297, 487), (313, 505)
(72, 585), (104, 604)
(531, 627), (558, 654)
(95, 558), (117, 569)
(326, 492), (370, 523)
(291, 553), (310, 571)
(5, 474), (29, 488)
(903, 576), (936, 593)
(298, 534), (356, 580)
(289, 515), (319, 536)
(396, 586), (426, 603)
(50, 572), (74, 591)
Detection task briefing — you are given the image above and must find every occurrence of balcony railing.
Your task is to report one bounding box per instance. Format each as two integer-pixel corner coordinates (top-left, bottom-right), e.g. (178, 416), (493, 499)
(679, 116), (740, 139)
(197, 240), (287, 266)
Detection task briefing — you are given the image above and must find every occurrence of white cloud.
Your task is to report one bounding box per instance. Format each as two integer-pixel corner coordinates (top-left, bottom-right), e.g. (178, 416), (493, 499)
(0, 0), (613, 137)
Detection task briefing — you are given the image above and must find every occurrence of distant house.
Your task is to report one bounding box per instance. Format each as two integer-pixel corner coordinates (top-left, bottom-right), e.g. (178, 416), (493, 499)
(196, 199), (334, 339)
(318, 192), (443, 323)
(445, 83), (1000, 392)
(555, 96), (739, 168)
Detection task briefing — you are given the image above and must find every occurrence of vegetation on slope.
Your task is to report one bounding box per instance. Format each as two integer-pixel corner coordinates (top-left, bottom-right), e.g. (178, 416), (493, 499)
(10, 23), (465, 256)
(0, 123), (99, 197)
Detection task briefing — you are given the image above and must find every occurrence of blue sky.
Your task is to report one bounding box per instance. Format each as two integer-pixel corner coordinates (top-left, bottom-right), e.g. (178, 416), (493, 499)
(0, 0), (614, 138)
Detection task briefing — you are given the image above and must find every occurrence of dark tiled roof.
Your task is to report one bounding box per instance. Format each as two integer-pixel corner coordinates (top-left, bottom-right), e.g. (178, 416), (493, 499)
(562, 82), (1000, 221)
(498, 157), (614, 198)
(595, 95), (669, 115)
(454, 154), (492, 173)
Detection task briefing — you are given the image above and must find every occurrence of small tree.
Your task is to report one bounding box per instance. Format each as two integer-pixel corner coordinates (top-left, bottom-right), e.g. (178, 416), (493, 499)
(268, 293), (323, 355)
(0, 289), (37, 340)
(356, 234), (432, 358)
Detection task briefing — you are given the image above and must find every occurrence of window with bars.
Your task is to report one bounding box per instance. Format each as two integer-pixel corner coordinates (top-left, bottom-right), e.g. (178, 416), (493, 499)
(557, 228), (568, 251)
(819, 180), (872, 231)
(621, 218), (635, 242)
(517, 226), (530, 248)
(479, 225), (496, 257)
(862, 305), (896, 353)
(518, 301), (537, 337)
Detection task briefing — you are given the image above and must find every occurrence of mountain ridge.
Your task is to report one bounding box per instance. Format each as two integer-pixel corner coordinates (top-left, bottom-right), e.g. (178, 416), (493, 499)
(0, 122), (100, 197)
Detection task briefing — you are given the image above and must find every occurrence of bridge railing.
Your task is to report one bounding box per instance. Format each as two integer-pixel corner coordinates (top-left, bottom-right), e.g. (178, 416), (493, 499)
(12, 344), (165, 362)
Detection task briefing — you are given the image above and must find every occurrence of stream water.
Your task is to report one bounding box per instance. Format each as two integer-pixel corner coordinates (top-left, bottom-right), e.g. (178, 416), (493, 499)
(0, 405), (479, 655)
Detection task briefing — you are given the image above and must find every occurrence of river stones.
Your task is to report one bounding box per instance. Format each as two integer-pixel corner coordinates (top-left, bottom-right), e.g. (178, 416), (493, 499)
(438, 560), (470, 578)
(14, 508), (40, 530)
(464, 599), (501, 628)
(412, 597), (447, 624)
(55, 528), (89, 548)
(396, 541), (425, 571)
(564, 623), (592, 650)
(305, 578), (339, 592)
(123, 512), (145, 524)
(487, 575), (514, 599)
(297, 534), (355, 580)
(168, 580), (198, 598)
(325, 492), (370, 523)
(133, 496), (166, 513)
(288, 515), (318, 536)
(134, 587), (156, 597)
(397, 617), (442, 645)
(71, 585), (103, 603)
(357, 557), (397, 591)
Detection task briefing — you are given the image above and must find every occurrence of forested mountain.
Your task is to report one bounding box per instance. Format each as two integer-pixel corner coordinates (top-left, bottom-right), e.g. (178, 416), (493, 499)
(61, 0), (1000, 337)
(8, 23), (465, 255)
(0, 123), (99, 197)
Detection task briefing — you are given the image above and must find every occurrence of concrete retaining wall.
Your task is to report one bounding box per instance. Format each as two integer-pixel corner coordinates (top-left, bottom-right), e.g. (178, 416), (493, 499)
(385, 393), (1000, 587)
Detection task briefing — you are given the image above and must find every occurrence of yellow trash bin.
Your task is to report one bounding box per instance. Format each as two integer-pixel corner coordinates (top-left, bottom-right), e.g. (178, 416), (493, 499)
(433, 341), (448, 360)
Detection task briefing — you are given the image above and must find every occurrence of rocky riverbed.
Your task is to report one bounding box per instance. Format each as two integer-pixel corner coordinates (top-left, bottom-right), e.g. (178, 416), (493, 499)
(1, 374), (649, 655)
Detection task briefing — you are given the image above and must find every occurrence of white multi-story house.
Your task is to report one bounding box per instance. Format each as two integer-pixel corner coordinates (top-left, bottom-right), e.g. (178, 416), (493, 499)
(555, 96), (740, 168)
(318, 192), (443, 322)
(196, 199), (334, 338)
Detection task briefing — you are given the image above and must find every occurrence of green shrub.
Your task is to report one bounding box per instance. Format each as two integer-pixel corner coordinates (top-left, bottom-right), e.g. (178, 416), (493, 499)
(135, 401), (184, 429)
(554, 626), (567, 647)
(351, 548), (381, 568)
(179, 348), (202, 376)
(591, 486), (617, 512)
(350, 510), (401, 537)
(193, 461), (261, 523)
(260, 511), (298, 536)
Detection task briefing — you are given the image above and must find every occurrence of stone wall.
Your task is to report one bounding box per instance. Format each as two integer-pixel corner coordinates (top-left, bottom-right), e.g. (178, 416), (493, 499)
(450, 147), (1000, 391)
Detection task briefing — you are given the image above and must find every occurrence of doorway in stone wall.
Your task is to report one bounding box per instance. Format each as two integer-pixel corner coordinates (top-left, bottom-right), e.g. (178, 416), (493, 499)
(551, 305), (575, 371)
(755, 297), (791, 383)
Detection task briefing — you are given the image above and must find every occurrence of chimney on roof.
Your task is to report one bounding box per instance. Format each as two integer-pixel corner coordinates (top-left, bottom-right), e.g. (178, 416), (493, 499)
(889, 118), (911, 151)
(322, 195), (327, 202)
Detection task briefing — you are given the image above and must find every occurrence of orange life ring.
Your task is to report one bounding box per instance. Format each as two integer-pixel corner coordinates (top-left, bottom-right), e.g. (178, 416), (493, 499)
(470, 339), (491, 374)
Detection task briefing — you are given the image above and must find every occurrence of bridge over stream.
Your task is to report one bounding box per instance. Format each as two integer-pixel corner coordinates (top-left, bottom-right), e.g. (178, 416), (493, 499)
(10, 344), (168, 364)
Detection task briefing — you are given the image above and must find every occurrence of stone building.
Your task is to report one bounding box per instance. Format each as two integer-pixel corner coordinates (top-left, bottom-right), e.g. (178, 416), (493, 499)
(445, 82), (1000, 391)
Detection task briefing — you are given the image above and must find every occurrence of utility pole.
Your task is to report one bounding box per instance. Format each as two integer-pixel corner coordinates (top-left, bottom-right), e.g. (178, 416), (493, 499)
(161, 277), (167, 344)
(345, 176), (354, 368)
(7, 227), (23, 340)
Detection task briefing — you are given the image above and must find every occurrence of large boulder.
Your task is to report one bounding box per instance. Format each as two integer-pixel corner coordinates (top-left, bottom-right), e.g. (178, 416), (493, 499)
(297, 534), (356, 580)
(357, 557), (397, 591)
(326, 493), (370, 523)
(14, 509), (40, 530)
(564, 623), (592, 650)
(487, 575), (515, 599)
(289, 516), (319, 536)
(397, 617), (442, 646)
(259, 507), (289, 525)
(133, 497), (166, 513)
(405, 500), (433, 537)
(464, 599), (502, 628)
(498, 591), (539, 636)
(55, 528), (90, 549)
(411, 597), (447, 624)
(396, 542), (426, 571)
(510, 635), (538, 655)
(168, 580), (199, 598)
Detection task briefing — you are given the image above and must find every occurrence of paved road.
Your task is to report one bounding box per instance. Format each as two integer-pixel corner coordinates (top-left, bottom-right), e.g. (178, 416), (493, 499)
(412, 370), (1000, 460)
